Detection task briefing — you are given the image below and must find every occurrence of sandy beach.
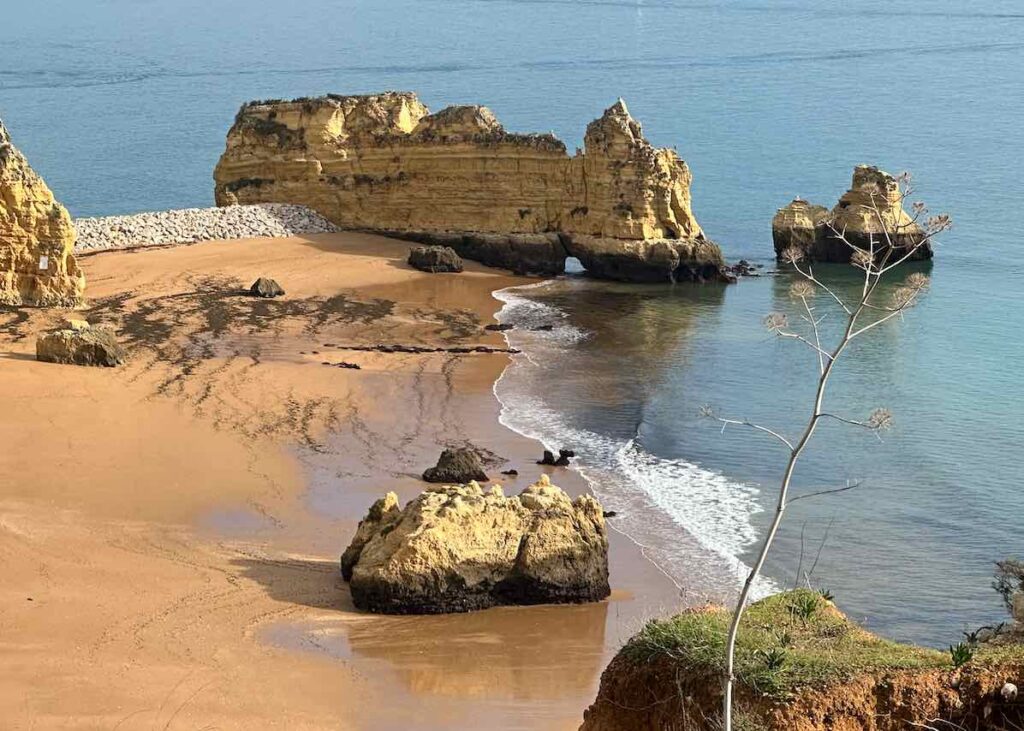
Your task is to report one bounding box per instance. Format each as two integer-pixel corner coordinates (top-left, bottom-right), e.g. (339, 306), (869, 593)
(0, 232), (681, 730)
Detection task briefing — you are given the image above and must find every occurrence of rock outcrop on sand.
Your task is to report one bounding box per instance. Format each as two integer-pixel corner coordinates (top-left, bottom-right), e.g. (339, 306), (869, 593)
(214, 92), (729, 283)
(1, 118), (85, 306)
(422, 446), (488, 483)
(36, 322), (125, 366)
(580, 590), (1024, 731)
(773, 166), (932, 264)
(341, 475), (610, 614)
(249, 277), (284, 298)
(407, 245), (463, 273)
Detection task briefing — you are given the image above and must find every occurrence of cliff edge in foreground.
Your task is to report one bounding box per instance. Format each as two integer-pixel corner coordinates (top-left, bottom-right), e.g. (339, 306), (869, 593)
(0, 118), (84, 306)
(213, 92), (727, 283)
(581, 590), (1023, 730)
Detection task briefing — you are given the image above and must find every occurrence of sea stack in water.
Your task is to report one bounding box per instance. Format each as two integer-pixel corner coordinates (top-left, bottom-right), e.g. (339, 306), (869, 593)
(772, 166), (932, 264)
(0, 118), (85, 306)
(341, 475), (610, 613)
(213, 92), (729, 283)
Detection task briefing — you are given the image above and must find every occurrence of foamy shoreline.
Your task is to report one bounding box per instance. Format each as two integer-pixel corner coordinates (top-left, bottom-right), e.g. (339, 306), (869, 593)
(73, 203), (338, 252)
(490, 279), (775, 604)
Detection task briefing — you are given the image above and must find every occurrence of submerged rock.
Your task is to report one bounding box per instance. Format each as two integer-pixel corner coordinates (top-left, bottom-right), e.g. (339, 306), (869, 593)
(1, 118), (85, 306)
(249, 277), (284, 298)
(36, 324), (125, 367)
(773, 166), (932, 264)
(422, 446), (489, 483)
(407, 245), (464, 273)
(341, 475), (610, 613)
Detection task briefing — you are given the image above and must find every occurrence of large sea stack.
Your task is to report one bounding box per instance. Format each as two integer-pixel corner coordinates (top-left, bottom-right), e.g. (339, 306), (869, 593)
(0, 118), (85, 306)
(213, 92), (728, 283)
(340, 475), (610, 614)
(772, 165), (932, 264)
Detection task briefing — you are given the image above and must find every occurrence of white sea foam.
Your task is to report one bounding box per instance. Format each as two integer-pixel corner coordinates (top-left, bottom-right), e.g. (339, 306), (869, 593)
(492, 281), (777, 601)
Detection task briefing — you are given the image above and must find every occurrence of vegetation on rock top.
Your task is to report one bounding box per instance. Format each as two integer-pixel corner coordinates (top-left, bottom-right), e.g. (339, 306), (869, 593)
(624, 589), (952, 699)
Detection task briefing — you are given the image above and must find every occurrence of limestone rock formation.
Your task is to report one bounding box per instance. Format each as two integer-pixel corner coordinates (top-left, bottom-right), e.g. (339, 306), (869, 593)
(341, 475), (610, 613)
(773, 166), (932, 264)
(1, 118), (85, 306)
(422, 447), (488, 484)
(36, 323), (125, 367)
(407, 245), (463, 273)
(340, 492), (400, 581)
(566, 235), (727, 283)
(213, 92), (728, 283)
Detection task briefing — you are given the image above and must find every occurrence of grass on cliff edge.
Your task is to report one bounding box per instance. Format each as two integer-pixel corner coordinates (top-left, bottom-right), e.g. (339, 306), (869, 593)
(623, 589), (950, 699)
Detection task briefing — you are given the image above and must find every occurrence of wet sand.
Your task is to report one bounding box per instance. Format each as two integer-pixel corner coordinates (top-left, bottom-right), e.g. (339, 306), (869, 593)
(0, 232), (681, 729)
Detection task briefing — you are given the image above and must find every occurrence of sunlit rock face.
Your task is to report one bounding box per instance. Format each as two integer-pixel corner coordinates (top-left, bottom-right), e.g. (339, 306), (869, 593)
(214, 92), (726, 282)
(0, 119), (85, 306)
(772, 166), (931, 264)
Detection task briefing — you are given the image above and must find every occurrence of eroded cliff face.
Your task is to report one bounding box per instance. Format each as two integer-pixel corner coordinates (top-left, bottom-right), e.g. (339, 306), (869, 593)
(580, 593), (1024, 731)
(0, 119), (84, 306)
(214, 92), (723, 282)
(772, 165), (931, 264)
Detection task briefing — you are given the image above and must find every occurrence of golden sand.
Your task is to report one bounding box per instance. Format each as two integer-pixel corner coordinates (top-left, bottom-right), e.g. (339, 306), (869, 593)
(0, 233), (680, 729)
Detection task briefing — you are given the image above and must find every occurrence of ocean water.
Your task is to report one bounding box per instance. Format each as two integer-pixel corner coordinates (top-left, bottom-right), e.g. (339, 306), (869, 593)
(4, 0), (1023, 646)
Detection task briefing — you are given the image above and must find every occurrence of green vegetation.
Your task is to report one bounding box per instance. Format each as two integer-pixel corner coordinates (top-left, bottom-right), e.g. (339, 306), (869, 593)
(624, 589), (948, 699)
(949, 641), (974, 668)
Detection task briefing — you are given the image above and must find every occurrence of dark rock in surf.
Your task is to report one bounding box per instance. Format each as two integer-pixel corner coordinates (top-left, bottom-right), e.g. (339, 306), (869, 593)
(538, 449), (575, 467)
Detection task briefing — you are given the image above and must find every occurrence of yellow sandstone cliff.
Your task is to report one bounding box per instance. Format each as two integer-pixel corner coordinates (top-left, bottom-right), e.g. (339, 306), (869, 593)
(0, 118), (85, 306)
(214, 92), (726, 282)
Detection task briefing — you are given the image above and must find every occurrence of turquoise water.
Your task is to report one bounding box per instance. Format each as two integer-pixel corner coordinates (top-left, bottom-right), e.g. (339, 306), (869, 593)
(4, 0), (1023, 646)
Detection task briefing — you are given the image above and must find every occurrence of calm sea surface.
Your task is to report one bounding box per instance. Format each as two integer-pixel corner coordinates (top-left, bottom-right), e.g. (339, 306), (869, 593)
(4, 0), (1022, 646)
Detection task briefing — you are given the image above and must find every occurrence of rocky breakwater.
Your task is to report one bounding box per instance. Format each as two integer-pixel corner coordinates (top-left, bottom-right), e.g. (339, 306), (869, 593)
(773, 165), (933, 264)
(214, 92), (729, 283)
(340, 475), (610, 613)
(73, 203), (338, 252)
(580, 590), (1024, 731)
(0, 118), (85, 306)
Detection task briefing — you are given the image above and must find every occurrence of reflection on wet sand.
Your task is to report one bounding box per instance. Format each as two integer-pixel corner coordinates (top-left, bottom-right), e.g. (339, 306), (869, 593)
(339, 601), (608, 700)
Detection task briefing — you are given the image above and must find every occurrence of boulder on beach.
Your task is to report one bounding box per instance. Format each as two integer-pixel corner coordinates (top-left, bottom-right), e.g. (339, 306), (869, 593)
(249, 277), (284, 298)
(407, 245), (464, 273)
(341, 475), (610, 613)
(422, 446), (488, 483)
(36, 323), (125, 367)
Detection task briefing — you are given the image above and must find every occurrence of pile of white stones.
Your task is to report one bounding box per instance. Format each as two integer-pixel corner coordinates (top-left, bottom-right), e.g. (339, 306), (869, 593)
(73, 203), (340, 252)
